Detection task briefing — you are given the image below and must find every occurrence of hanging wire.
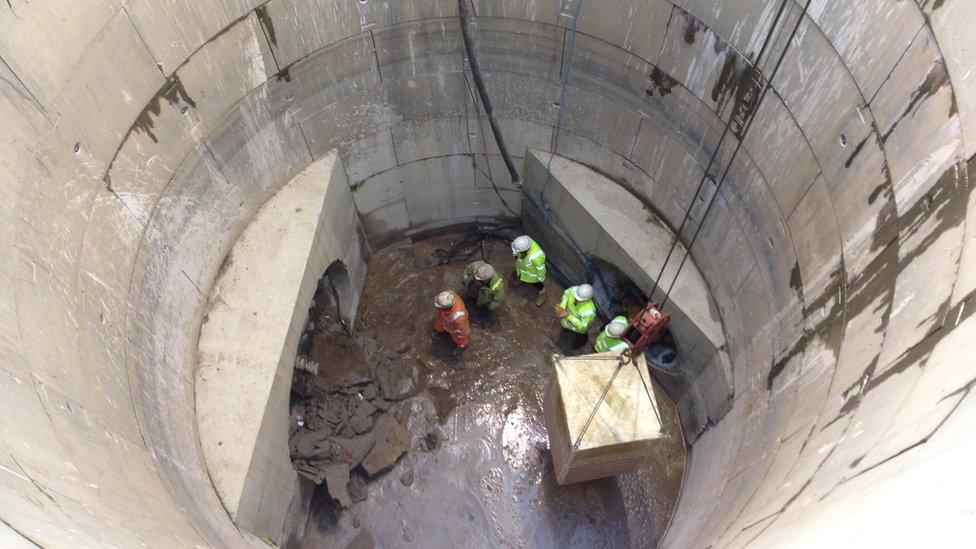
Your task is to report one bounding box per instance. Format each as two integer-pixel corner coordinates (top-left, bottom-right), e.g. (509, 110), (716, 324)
(571, 351), (664, 450)
(572, 359), (627, 450)
(659, 0), (812, 309)
(633, 359), (664, 428)
(540, 0), (587, 220)
(649, 0), (793, 303)
(572, 0), (812, 442)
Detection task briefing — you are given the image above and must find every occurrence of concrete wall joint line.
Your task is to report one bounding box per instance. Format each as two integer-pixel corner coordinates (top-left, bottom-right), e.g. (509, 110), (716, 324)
(255, 4), (282, 72)
(296, 120), (314, 159)
(121, 5), (164, 76)
(908, 1), (971, 156)
(369, 29), (383, 84)
(0, 54), (46, 114)
(866, 24), (927, 106)
(47, 6), (129, 100)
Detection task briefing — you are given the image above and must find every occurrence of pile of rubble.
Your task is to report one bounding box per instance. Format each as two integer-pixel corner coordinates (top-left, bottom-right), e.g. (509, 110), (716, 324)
(290, 307), (424, 507)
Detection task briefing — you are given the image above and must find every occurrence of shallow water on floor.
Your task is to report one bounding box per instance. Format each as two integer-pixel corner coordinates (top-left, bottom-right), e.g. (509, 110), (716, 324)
(301, 234), (685, 548)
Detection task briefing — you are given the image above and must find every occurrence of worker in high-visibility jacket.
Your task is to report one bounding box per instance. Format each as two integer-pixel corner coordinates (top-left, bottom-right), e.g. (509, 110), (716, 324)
(595, 315), (630, 353)
(461, 261), (505, 312)
(511, 235), (547, 306)
(433, 290), (471, 349)
(556, 284), (597, 347)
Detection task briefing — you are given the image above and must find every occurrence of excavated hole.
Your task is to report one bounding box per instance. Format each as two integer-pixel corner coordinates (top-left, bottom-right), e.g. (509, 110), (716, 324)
(289, 232), (686, 547)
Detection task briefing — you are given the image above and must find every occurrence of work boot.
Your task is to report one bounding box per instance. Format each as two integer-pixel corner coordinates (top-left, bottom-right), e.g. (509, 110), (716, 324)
(535, 288), (546, 307)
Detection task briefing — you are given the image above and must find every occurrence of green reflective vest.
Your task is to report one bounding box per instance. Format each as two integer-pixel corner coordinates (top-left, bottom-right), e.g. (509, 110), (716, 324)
(480, 276), (505, 311)
(514, 238), (547, 283)
(595, 316), (629, 353)
(559, 287), (596, 334)
(462, 260), (505, 310)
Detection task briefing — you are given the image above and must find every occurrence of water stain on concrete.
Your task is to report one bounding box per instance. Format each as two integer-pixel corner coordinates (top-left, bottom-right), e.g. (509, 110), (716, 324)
(255, 6), (278, 48)
(275, 66), (292, 82)
(917, 0), (947, 15)
(133, 75), (196, 144)
(766, 264), (846, 391)
(788, 261), (803, 300)
(647, 66), (678, 98)
(682, 12), (705, 45)
(881, 61), (955, 143)
(844, 133), (871, 169)
(812, 160), (968, 424)
(103, 74), (197, 190)
(710, 43), (763, 137)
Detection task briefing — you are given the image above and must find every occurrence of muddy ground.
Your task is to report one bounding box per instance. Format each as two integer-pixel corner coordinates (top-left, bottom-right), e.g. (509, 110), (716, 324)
(292, 233), (686, 548)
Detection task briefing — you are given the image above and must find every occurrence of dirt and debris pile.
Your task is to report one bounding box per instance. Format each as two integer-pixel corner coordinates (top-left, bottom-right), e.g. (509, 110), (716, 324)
(290, 295), (420, 508)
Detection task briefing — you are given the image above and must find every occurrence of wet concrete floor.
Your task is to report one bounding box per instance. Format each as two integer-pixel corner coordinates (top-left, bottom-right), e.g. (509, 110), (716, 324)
(300, 233), (686, 548)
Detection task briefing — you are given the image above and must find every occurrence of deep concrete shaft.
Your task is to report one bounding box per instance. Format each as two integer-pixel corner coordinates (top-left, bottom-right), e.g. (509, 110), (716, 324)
(1, 1), (974, 547)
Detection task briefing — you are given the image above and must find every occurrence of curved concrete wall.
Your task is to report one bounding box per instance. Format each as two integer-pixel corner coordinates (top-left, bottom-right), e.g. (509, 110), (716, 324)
(1, 1), (974, 546)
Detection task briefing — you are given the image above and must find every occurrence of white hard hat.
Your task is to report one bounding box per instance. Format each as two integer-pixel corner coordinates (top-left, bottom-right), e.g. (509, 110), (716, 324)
(574, 284), (594, 301)
(434, 290), (456, 309)
(474, 263), (496, 282)
(606, 316), (628, 338)
(511, 235), (531, 253)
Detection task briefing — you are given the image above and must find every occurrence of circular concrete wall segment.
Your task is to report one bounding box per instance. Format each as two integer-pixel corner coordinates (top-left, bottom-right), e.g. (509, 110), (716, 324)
(195, 151), (365, 541)
(1, 1), (975, 547)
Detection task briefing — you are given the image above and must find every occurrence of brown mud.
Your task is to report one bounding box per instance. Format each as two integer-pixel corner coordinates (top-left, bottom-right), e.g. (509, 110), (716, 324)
(294, 234), (686, 548)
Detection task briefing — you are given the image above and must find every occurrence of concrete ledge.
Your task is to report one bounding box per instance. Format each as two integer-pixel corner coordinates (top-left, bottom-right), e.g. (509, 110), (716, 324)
(522, 150), (732, 437)
(195, 151), (365, 542)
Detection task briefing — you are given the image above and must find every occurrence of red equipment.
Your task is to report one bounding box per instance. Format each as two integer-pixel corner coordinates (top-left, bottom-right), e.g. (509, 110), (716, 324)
(624, 302), (670, 355)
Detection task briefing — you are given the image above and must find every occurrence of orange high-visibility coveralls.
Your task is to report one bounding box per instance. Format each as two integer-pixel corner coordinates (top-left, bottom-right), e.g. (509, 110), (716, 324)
(434, 297), (471, 348)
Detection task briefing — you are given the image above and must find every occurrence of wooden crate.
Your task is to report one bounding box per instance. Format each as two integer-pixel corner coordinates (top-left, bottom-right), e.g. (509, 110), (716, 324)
(544, 352), (663, 485)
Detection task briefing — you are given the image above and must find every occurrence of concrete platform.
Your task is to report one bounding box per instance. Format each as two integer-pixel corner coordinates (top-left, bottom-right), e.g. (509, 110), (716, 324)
(523, 150), (725, 349)
(194, 151), (365, 542)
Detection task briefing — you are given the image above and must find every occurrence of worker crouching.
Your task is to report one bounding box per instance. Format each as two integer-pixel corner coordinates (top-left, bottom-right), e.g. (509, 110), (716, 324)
(433, 290), (471, 349)
(595, 315), (629, 353)
(462, 261), (505, 312)
(511, 235), (547, 306)
(556, 284), (596, 349)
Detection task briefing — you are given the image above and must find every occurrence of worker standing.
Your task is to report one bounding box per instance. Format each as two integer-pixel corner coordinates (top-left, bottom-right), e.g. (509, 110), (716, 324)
(462, 260), (505, 312)
(511, 235), (547, 306)
(433, 290), (471, 349)
(556, 284), (597, 347)
(595, 315), (630, 353)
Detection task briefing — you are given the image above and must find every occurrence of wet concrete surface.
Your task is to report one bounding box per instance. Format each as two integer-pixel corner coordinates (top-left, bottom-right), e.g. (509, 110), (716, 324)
(298, 234), (686, 548)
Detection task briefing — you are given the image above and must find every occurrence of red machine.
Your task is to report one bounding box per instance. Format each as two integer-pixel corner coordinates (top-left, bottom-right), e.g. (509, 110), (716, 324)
(624, 302), (670, 355)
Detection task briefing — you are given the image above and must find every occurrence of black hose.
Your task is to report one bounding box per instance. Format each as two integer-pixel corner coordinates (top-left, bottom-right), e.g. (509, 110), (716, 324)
(462, 73), (520, 217)
(456, 1), (608, 300)
(433, 224), (518, 266)
(458, 0), (522, 189)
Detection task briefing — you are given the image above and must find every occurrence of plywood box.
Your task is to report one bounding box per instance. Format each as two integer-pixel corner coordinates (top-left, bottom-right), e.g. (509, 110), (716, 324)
(544, 352), (663, 485)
